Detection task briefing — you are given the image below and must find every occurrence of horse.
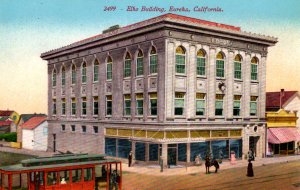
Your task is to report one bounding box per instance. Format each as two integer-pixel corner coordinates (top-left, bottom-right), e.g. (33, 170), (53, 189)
(205, 157), (220, 174)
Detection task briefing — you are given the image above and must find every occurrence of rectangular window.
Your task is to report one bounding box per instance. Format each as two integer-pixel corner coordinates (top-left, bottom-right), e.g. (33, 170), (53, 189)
(251, 64), (258, 80)
(52, 73), (56, 87)
(59, 170), (70, 184)
(136, 94), (143, 115)
(53, 99), (56, 115)
(106, 95), (112, 116)
(124, 60), (131, 77)
(107, 63), (112, 80)
(81, 97), (87, 116)
(150, 54), (158, 74)
(93, 64), (99, 82)
(197, 57), (206, 76)
(215, 94), (224, 116)
(233, 95), (242, 116)
(71, 125), (76, 132)
(250, 96), (258, 116)
(216, 60), (225, 77)
(176, 54), (185, 74)
(175, 92), (185, 115)
(136, 57), (144, 76)
(72, 169), (82, 183)
(84, 168), (93, 181)
(82, 126), (86, 133)
(124, 94), (131, 116)
(62, 71), (66, 86)
(234, 62), (242, 79)
(61, 125), (65, 131)
(47, 171), (58, 186)
(149, 93), (157, 116)
(61, 98), (66, 115)
(71, 98), (76, 115)
(93, 96), (99, 116)
(196, 93), (205, 116)
(93, 126), (98, 134)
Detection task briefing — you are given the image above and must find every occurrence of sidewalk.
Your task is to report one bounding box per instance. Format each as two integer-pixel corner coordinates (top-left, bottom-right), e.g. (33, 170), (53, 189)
(122, 155), (300, 176)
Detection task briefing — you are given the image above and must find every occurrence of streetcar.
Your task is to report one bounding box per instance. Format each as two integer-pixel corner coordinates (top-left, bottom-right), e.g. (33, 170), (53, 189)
(0, 153), (122, 190)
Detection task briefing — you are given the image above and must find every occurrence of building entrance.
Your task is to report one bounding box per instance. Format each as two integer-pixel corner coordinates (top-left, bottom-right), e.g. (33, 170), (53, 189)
(249, 136), (259, 156)
(167, 144), (177, 166)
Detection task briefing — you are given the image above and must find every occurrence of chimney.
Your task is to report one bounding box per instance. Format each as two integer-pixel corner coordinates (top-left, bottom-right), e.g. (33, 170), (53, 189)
(280, 89), (285, 109)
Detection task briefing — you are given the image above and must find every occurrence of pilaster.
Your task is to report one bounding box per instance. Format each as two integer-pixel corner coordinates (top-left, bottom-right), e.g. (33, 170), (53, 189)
(208, 47), (216, 119)
(226, 50), (234, 119)
(187, 44), (196, 119)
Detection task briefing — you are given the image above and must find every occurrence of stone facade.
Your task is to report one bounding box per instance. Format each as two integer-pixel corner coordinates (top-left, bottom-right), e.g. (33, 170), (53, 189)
(41, 14), (277, 167)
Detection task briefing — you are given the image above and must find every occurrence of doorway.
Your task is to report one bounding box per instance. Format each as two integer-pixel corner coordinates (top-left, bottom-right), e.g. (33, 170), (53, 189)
(167, 144), (177, 166)
(249, 136), (259, 156)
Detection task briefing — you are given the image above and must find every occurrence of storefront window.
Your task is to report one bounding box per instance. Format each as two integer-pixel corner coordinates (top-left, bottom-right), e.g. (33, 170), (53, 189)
(149, 144), (159, 161)
(105, 138), (116, 157)
(211, 140), (229, 159)
(118, 139), (131, 158)
(178, 143), (187, 162)
(190, 142), (209, 161)
(229, 139), (242, 158)
(135, 142), (146, 161)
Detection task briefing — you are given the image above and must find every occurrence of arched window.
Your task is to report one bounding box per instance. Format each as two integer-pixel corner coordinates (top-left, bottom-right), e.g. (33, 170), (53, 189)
(93, 59), (99, 82)
(216, 52), (225, 78)
(136, 50), (144, 76)
(197, 49), (206, 76)
(81, 62), (87, 84)
(149, 46), (158, 74)
(106, 56), (112, 80)
(124, 52), (131, 78)
(52, 69), (57, 87)
(234, 55), (242, 79)
(61, 66), (66, 86)
(71, 64), (76, 84)
(176, 46), (186, 74)
(251, 57), (258, 80)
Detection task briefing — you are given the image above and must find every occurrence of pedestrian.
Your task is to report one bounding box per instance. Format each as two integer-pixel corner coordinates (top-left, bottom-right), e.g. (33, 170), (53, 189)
(128, 151), (133, 167)
(219, 150), (223, 164)
(230, 151), (236, 165)
(246, 160), (254, 177)
(159, 156), (164, 172)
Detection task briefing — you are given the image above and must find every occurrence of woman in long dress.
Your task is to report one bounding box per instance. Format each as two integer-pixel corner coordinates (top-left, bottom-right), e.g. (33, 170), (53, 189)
(247, 160), (254, 177)
(230, 151), (236, 165)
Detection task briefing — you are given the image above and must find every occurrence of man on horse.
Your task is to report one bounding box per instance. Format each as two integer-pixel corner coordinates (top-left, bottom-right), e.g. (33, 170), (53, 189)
(205, 151), (219, 174)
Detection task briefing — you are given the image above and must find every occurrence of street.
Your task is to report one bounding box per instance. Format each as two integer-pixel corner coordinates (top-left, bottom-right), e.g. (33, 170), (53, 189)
(123, 160), (300, 190)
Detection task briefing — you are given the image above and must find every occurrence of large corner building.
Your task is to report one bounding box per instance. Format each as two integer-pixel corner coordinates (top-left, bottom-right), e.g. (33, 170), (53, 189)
(41, 14), (277, 167)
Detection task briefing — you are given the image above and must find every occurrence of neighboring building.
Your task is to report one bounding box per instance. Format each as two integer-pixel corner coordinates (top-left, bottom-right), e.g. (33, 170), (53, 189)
(0, 121), (14, 134)
(266, 89), (300, 155)
(266, 109), (300, 155)
(21, 116), (48, 151)
(41, 14), (277, 166)
(17, 113), (47, 143)
(0, 110), (20, 126)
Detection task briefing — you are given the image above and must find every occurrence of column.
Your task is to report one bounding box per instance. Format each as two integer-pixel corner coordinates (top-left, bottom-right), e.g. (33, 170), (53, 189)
(259, 56), (267, 119)
(86, 56), (94, 119)
(208, 47), (216, 119)
(243, 53), (251, 118)
(187, 45), (196, 119)
(97, 53), (106, 120)
(157, 41), (166, 122)
(242, 126), (249, 160)
(226, 50), (234, 119)
(131, 141), (136, 163)
(186, 143), (191, 163)
(145, 143), (150, 162)
(166, 40), (175, 118)
(131, 51), (137, 118)
(162, 143), (168, 168)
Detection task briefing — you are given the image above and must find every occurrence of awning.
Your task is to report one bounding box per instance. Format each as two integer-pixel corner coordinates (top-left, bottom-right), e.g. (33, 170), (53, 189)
(268, 128), (300, 144)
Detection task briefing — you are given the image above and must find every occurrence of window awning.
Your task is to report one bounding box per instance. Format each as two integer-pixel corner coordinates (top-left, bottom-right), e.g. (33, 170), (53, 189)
(268, 128), (300, 144)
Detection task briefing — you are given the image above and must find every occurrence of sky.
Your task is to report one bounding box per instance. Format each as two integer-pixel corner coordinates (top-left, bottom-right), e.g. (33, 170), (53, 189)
(0, 0), (299, 114)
